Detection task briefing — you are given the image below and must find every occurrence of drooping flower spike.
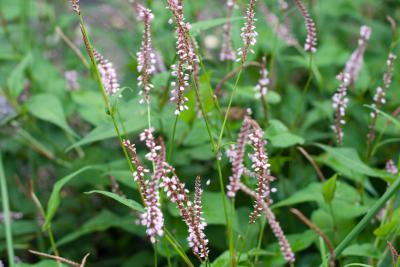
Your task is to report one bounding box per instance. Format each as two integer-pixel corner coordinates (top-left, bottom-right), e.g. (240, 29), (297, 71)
(294, 0), (317, 53)
(123, 130), (165, 244)
(136, 4), (156, 104)
(220, 0), (236, 61)
(237, 0), (258, 63)
(332, 72), (350, 145)
(167, 0), (198, 115)
(160, 167), (209, 259)
(93, 50), (120, 96)
(259, 2), (298, 48)
(344, 25), (372, 85)
(367, 53), (396, 144)
(254, 57), (269, 99)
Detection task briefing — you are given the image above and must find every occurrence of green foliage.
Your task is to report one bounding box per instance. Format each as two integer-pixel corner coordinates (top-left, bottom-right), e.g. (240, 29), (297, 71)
(0, 0), (399, 266)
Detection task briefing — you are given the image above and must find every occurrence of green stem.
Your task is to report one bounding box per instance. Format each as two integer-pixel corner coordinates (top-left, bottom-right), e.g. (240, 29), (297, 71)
(164, 229), (194, 267)
(217, 68), (243, 150)
(0, 154), (15, 267)
(167, 115), (179, 162)
(334, 175), (400, 257)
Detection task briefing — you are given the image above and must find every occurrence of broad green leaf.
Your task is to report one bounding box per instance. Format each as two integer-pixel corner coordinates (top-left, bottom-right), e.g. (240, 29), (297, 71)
(272, 183), (322, 208)
(44, 166), (98, 229)
(190, 17), (242, 37)
(315, 144), (394, 182)
(182, 120), (210, 146)
(26, 94), (77, 136)
(7, 53), (31, 99)
(343, 264), (375, 267)
(373, 219), (399, 237)
(57, 210), (144, 247)
(202, 192), (234, 225)
(342, 243), (380, 259)
(265, 120), (305, 148)
(322, 174), (337, 203)
(85, 190), (144, 212)
(66, 116), (148, 150)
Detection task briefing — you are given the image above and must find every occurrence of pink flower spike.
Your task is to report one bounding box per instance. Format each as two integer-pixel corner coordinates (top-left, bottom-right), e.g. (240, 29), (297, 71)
(237, 0), (258, 63)
(331, 72), (350, 145)
(93, 50), (120, 96)
(294, 0), (317, 53)
(220, 0), (236, 61)
(136, 4), (156, 104)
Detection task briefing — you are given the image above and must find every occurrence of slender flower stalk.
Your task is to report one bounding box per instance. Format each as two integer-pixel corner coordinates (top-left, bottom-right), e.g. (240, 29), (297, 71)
(93, 50), (120, 96)
(237, 0), (258, 63)
(248, 119), (275, 223)
(227, 116), (251, 198)
(367, 53), (396, 144)
(344, 26), (372, 85)
(254, 57), (269, 99)
(160, 167), (209, 259)
(259, 2), (298, 47)
(220, 0), (236, 61)
(122, 131), (165, 244)
(239, 183), (295, 263)
(136, 4), (156, 104)
(167, 0), (198, 114)
(331, 72), (350, 145)
(294, 0), (317, 53)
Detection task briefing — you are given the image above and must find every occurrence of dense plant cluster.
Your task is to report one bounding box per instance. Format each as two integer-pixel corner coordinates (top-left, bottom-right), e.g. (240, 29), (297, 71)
(0, 0), (399, 267)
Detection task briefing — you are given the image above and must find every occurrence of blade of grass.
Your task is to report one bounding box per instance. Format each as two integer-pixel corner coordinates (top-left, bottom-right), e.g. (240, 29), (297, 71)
(0, 153), (15, 266)
(334, 174), (400, 257)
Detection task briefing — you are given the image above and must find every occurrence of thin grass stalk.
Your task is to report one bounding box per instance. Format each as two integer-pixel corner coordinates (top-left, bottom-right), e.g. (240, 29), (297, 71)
(167, 115), (179, 161)
(0, 154), (15, 267)
(334, 175), (400, 257)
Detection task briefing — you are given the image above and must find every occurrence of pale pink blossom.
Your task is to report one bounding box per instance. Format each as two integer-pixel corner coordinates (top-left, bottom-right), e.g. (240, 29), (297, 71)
(294, 0), (317, 53)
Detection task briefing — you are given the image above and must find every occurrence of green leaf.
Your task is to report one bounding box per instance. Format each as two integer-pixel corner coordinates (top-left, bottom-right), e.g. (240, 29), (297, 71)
(315, 144), (394, 182)
(66, 116), (148, 150)
(190, 17), (242, 37)
(272, 183), (322, 208)
(265, 120), (305, 148)
(373, 219), (399, 237)
(342, 243), (380, 259)
(7, 53), (31, 99)
(25, 94), (77, 137)
(322, 174), (337, 203)
(44, 166), (98, 229)
(85, 190), (144, 212)
(57, 210), (144, 247)
(202, 192), (234, 225)
(343, 264), (375, 267)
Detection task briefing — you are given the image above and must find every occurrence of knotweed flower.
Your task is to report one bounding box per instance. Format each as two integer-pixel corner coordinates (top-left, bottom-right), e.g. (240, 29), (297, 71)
(367, 53), (396, 144)
(248, 119), (275, 223)
(122, 133), (165, 244)
(220, 0), (236, 61)
(93, 50), (120, 95)
(136, 4), (156, 104)
(254, 57), (269, 99)
(70, 0), (80, 15)
(383, 53), (396, 89)
(227, 117), (252, 198)
(160, 167), (209, 259)
(344, 26), (372, 85)
(65, 70), (79, 91)
(167, 0), (198, 115)
(239, 183), (295, 263)
(386, 160), (398, 175)
(237, 0), (258, 63)
(331, 72), (350, 145)
(294, 0), (317, 53)
(259, 2), (298, 47)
